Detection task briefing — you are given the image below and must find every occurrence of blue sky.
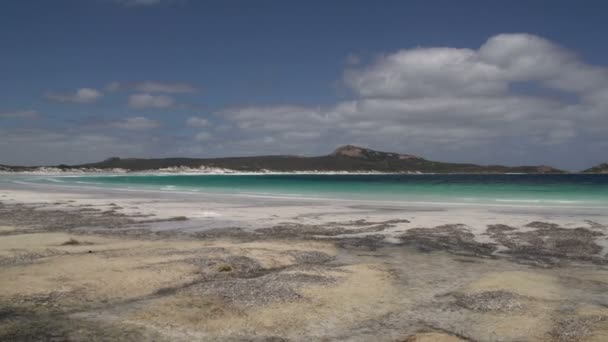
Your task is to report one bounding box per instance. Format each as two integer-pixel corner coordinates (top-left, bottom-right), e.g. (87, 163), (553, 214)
(1, 0), (608, 170)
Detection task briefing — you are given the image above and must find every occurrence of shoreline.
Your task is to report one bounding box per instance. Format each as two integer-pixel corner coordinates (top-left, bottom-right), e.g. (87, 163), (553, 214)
(5, 174), (608, 211)
(7, 169), (608, 175)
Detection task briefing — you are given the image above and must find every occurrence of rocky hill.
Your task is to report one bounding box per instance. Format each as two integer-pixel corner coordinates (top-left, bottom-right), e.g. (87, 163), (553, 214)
(330, 145), (422, 161)
(583, 163), (608, 173)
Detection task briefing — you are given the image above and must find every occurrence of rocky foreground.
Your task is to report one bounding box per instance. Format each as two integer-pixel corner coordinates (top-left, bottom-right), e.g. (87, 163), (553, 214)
(1, 197), (608, 341)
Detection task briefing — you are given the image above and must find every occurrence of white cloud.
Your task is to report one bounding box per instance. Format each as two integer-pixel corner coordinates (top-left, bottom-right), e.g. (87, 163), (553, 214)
(45, 88), (103, 104)
(134, 81), (198, 93)
(128, 93), (174, 109)
(219, 105), (329, 132)
(0, 110), (39, 119)
(344, 48), (506, 98)
(213, 33), (608, 167)
(195, 132), (212, 142)
(186, 116), (209, 127)
(113, 117), (160, 130)
(282, 131), (322, 141)
(109, 81), (198, 94)
(345, 33), (608, 99)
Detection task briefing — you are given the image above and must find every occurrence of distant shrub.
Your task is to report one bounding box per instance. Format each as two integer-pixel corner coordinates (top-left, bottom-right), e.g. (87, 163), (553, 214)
(61, 238), (81, 246)
(170, 216), (188, 221)
(217, 263), (233, 272)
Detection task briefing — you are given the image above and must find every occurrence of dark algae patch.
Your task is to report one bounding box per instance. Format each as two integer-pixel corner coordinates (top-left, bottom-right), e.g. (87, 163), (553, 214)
(487, 222), (606, 267)
(399, 224), (497, 257)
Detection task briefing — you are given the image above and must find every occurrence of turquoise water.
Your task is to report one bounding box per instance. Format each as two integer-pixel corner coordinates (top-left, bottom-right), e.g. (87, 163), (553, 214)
(8, 173), (608, 208)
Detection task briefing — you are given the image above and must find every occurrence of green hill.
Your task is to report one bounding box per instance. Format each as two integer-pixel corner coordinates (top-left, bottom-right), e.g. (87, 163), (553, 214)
(67, 145), (565, 174)
(1, 145), (570, 174)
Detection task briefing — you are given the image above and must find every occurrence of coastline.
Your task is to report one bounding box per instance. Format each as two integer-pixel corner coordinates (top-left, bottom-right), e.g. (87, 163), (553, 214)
(7, 173), (608, 211)
(3, 169), (431, 175)
(2, 182), (608, 341)
(1, 169), (594, 175)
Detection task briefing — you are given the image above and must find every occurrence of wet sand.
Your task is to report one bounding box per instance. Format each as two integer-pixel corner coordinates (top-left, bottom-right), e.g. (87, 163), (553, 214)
(1, 183), (608, 341)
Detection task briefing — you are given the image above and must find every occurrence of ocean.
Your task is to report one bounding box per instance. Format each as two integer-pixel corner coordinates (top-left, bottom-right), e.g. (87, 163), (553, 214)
(7, 173), (608, 208)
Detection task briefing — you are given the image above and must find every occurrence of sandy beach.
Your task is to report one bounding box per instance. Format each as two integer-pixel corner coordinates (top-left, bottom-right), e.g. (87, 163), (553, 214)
(2, 181), (608, 341)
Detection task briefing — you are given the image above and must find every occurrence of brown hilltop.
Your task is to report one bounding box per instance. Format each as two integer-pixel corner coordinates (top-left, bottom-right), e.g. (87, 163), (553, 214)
(331, 145), (422, 161)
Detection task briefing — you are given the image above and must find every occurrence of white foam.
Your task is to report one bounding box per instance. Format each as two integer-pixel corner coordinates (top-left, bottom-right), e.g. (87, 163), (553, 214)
(190, 211), (222, 218)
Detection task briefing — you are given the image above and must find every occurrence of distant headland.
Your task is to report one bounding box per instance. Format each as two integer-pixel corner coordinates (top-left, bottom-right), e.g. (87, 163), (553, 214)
(1, 145), (606, 174)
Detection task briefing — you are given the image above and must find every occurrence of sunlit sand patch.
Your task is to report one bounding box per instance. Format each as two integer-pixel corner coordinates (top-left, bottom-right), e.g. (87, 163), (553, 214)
(0, 229), (346, 340)
(0, 250), (201, 304)
(0, 233), (340, 303)
(578, 304), (608, 317)
(0, 225), (17, 233)
(466, 302), (555, 341)
(451, 271), (563, 341)
(0, 234), (228, 312)
(267, 264), (400, 336)
(0, 232), (111, 254)
(455, 270), (608, 341)
(120, 263), (398, 340)
(580, 324), (608, 342)
(558, 305), (608, 342)
(215, 240), (338, 269)
(0, 232), (205, 262)
(465, 271), (562, 300)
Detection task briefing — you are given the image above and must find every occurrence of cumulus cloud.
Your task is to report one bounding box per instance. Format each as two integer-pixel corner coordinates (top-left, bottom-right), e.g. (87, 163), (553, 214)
(45, 88), (103, 104)
(194, 132), (212, 142)
(345, 34), (608, 99)
(0, 110), (39, 119)
(113, 116), (160, 130)
(219, 105), (329, 132)
(108, 81), (198, 94)
(186, 116), (209, 127)
(128, 93), (174, 109)
(345, 48), (506, 98)
(134, 81), (198, 93)
(214, 33), (608, 167)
